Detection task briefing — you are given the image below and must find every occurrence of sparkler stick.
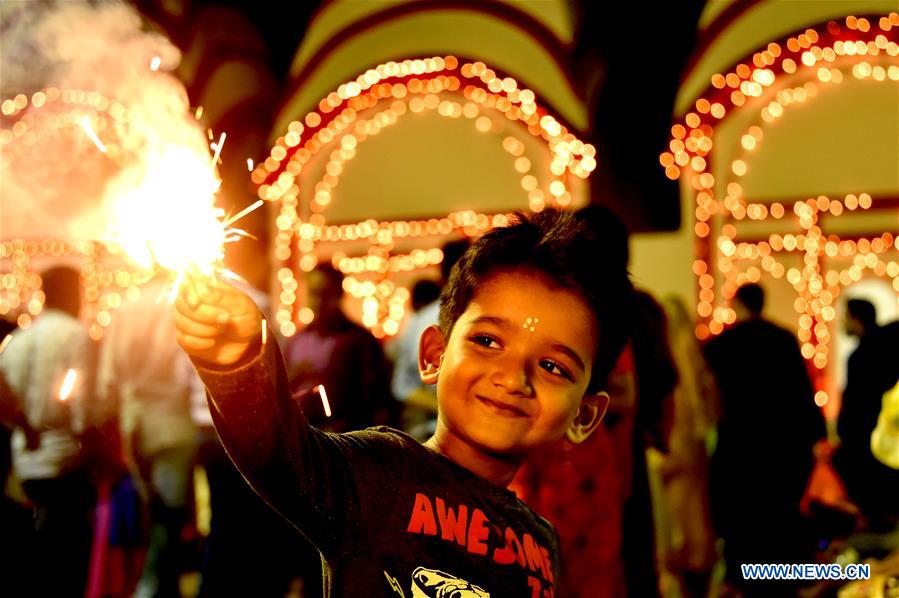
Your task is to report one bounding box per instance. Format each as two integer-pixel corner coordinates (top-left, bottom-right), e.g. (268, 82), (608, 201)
(80, 116), (107, 153)
(315, 385), (332, 418)
(58, 369), (77, 402)
(0, 334), (11, 355)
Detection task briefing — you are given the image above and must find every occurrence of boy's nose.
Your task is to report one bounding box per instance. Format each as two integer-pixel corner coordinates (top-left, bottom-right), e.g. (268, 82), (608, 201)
(490, 356), (534, 396)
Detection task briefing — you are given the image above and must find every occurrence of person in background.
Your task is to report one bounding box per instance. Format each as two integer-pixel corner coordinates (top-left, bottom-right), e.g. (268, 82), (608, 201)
(578, 204), (677, 598)
(389, 239), (469, 440)
(97, 274), (198, 598)
(650, 296), (718, 598)
(285, 263), (395, 432)
(0, 266), (94, 597)
(835, 299), (899, 529)
(703, 283), (825, 597)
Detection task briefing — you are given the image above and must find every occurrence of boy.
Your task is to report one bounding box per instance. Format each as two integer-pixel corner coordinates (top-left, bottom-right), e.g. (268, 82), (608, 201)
(174, 209), (633, 597)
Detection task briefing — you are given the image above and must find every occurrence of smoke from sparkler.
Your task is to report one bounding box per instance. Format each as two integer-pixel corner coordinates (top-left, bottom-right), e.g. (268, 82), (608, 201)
(0, 0), (213, 254)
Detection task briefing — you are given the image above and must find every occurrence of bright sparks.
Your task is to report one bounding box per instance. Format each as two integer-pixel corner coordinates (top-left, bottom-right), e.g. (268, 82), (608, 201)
(111, 147), (225, 275)
(0, 334), (12, 355)
(80, 116), (107, 153)
(210, 132), (226, 167)
(316, 385), (332, 418)
(225, 200), (263, 226)
(58, 369), (77, 402)
(150, 56), (162, 71)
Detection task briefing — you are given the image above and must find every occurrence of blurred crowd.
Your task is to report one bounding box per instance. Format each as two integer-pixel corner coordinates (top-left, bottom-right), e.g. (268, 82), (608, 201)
(1, 206), (897, 598)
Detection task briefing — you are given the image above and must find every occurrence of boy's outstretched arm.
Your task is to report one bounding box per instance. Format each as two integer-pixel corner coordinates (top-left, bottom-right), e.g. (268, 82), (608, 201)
(173, 278), (365, 555)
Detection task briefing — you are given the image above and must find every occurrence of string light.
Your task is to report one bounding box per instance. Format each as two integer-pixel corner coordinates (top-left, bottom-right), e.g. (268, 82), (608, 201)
(259, 56), (596, 337)
(662, 10), (898, 419)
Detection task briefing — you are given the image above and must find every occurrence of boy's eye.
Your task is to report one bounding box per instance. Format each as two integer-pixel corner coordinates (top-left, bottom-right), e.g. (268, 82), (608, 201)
(540, 359), (573, 381)
(470, 334), (501, 349)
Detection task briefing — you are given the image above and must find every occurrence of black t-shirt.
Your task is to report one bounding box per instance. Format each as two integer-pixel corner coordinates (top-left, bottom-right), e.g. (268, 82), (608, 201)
(196, 335), (560, 597)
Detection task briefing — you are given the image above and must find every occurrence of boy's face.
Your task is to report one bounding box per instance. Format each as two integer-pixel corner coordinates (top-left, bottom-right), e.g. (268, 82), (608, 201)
(421, 269), (604, 460)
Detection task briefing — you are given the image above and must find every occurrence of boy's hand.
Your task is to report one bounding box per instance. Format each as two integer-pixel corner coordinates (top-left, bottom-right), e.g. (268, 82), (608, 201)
(174, 275), (262, 366)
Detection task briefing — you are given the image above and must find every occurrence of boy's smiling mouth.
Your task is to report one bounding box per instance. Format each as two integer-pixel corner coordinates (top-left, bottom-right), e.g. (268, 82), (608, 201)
(475, 395), (530, 417)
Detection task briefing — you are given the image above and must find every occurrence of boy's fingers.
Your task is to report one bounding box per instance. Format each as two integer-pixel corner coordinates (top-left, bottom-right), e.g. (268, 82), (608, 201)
(174, 295), (232, 325)
(180, 280), (200, 309)
(176, 331), (216, 352)
(173, 310), (221, 339)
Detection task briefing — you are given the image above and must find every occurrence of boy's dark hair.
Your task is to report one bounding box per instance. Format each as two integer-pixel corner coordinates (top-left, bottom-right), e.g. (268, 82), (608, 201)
(438, 209), (634, 392)
(440, 238), (470, 283)
(735, 283), (764, 315)
(847, 298), (877, 330)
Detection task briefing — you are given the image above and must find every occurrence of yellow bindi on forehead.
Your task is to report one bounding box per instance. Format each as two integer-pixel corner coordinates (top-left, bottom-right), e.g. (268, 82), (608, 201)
(522, 316), (540, 333)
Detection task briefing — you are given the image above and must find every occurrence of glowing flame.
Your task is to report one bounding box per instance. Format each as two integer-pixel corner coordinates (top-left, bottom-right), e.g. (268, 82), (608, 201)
(315, 385), (332, 418)
(110, 146), (225, 275)
(247, 158), (254, 171)
(58, 368), (77, 401)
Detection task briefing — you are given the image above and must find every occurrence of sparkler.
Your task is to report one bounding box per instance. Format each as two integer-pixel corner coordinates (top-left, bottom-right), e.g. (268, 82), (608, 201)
(314, 385), (332, 418)
(58, 368), (77, 401)
(105, 126), (264, 305)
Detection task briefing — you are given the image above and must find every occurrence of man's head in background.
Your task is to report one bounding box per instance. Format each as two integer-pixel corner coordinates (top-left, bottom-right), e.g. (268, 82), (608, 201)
(411, 279), (441, 312)
(307, 264), (345, 328)
(845, 298), (877, 338)
(734, 283), (764, 322)
(41, 266), (82, 318)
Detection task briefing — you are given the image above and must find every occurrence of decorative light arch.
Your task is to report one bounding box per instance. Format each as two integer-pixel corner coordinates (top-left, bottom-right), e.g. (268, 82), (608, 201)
(662, 13), (899, 403)
(0, 89), (155, 339)
(257, 56), (597, 338)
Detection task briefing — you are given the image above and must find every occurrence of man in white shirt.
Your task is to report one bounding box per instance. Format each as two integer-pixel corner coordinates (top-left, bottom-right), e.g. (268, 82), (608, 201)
(0, 266), (94, 596)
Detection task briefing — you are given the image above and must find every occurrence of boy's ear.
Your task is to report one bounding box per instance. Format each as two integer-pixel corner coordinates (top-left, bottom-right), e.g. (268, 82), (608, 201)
(565, 391), (609, 444)
(418, 325), (446, 385)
